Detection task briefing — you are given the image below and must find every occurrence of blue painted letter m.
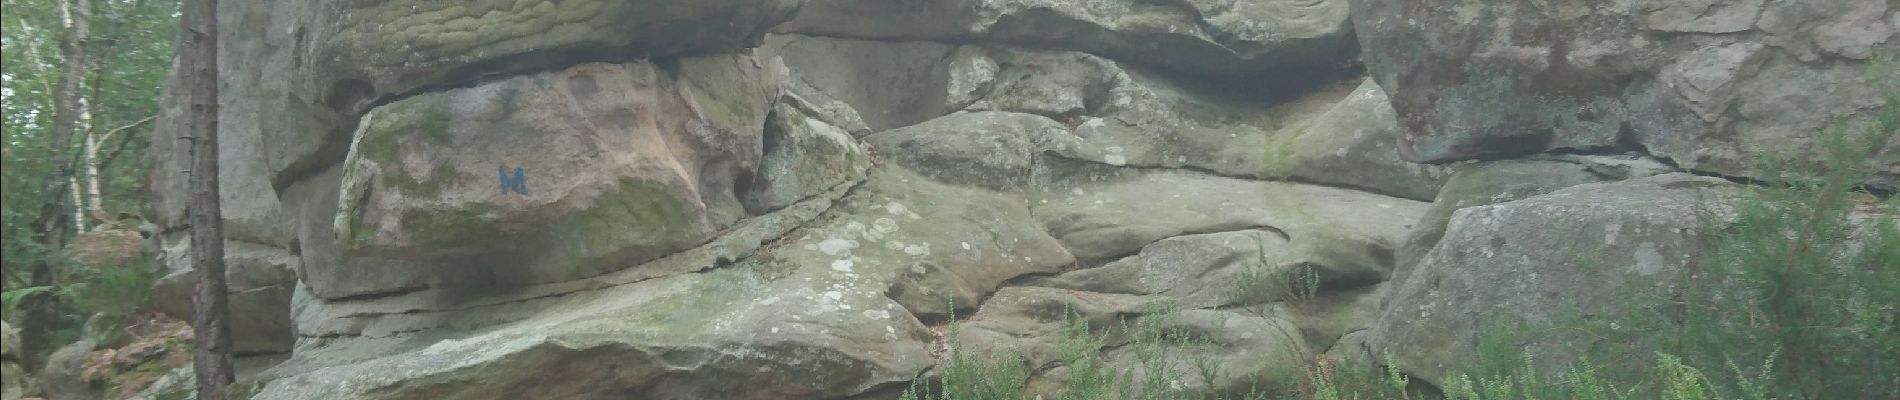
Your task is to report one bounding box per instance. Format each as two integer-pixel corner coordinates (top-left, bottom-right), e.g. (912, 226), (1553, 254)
(498, 166), (527, 195)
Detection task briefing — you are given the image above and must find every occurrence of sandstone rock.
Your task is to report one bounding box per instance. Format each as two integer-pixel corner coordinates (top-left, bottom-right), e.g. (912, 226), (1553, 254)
(1, 322), (21, 400)
(1262, 79), (1450, 200)
(254, 165), (1080, 399)
(1371, 173), (1743, 384)
(1030, 167), (1427, 264)
(745, 94), (872, 214)
(326, 55), (780, 297)
(1352, 0), (1900, 188)
(150, 240), (298, 355)
(256, 267), (932, 400)
(288, 172), (854, 339)
(63, 229), (145, 268)
(762, 35), (965, 131)
(1035, 229), (1394, 319)
(768, 35), (1446, 199)
(1, 361), (22, 400)
(778, 0), (1356, 76)
(36, 339), (97, 400)
(0, 322), (17, 358)
(759, 167), (1076, 319)
(1391, 154), (1677, 287)
(867, 111), (1080, 192)
(150, 0), (808, 242)
(955, 286), (1313, 399)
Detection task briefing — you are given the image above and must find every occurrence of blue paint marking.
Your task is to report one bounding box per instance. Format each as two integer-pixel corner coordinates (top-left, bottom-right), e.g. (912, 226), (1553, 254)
(499, 166), (527, 195)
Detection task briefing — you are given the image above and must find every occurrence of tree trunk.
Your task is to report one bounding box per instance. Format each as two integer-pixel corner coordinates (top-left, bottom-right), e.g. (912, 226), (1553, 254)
(69, 176), (85, 232)
(83, 99), (105, 223)
(182, 0), (233, 396)
(20, 0), (92, 367)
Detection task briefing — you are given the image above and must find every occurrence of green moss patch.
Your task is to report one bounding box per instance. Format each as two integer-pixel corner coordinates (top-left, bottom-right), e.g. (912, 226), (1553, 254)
(572, 178), (699, 252)
(402, 206), (497, 248)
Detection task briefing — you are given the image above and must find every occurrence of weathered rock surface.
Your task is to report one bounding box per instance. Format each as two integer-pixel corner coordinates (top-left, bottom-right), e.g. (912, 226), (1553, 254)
(255, 166), (1072, 399)
(1031, 167), (1426, 264)
(322, 55), (781, 298)
(150, 240), (298, 355)
(746, 94), (872, 214)
(146, 0), (1895, 396)
(1, 322), (23, 400)
(1370, 173), (1743, 384)
(1262, 79), (1450, 200)
(36, 338), (97, 400)
(956, 287), (1314, 398)
(867, 111), (1080, 192)
(1391, 154), (1677, 286)
(779, 0), (1356, 76)
(1352, 0), (1900, 188)
(773, 35), (1446, 199)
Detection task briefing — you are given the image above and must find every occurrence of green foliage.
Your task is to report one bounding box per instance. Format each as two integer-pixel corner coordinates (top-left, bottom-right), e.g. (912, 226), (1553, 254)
(64, 257), (160, 318)
(3, 0), (176, 345)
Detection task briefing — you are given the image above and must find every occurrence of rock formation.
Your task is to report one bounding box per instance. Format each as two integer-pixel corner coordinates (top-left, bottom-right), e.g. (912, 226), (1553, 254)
(140, 0), (1894, 398)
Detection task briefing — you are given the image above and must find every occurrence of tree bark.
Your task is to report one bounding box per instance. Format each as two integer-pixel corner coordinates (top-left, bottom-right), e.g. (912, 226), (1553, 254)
(20, 0), (92, 367)
(182, 0), (233, 397)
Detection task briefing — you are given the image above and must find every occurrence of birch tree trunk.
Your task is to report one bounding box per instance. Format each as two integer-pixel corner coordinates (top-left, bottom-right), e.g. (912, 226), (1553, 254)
(20, 0), (92, 365)
(182, 0), (234, 396)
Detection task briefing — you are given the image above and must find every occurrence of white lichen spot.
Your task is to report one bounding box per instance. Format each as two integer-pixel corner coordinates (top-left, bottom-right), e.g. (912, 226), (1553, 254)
(1631, 243), (1665, 276)
(961, 241), (972, 250)
(886, 240), (907, 250)
(832, 259), (855, 272)
(824, 291), (844, 300)
(818, 239), (858, 256)
(1104, 154), (1127, 166)
(1377, 203), (1394, 209)
(911, 265), (928, 275)
(903, 244), (930, 256)
(760, 297), (780, 306)
(885, 202), (909, 215)
(873, 218), (900, 234)
(863, 309), (891, 320)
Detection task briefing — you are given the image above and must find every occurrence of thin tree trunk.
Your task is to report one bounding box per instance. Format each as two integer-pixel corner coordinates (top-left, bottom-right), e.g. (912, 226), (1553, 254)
(73, 96), (94, 230)
(83, 103), (106, 222)
(182, 0), (233, 396)
(69, 176), (85, 232)
(20, 0), (93, 367)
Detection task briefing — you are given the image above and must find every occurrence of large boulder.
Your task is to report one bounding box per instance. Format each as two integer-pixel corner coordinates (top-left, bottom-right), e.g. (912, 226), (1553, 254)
(1261, 79), (1451, 200)
(1, 322), (22, 400)
(773, 35), (1446, 199)
(744, 93), (873, 214)
(252, 166), (1071, 399)
(318, 55), (781, 298)
(148, 0), (807, 245)
(1352, 0), (1900, 188)
(1370, 173), (1743, 384)
(867, 111), (1080, 192)
(1030, 166), (1426, 264)
(150, 240), (298, 355)
(1390, 154), (1677, 287)
(777, 0), (1356, 76)
(954, 286), (1316, 399)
